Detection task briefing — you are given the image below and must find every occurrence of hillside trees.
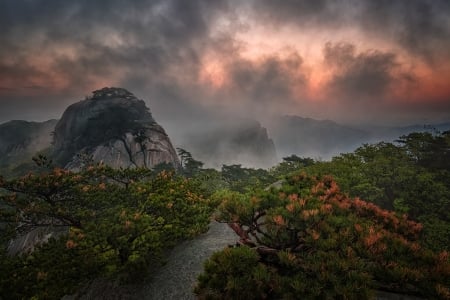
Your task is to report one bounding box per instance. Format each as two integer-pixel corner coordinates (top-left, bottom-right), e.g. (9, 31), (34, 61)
(177, 147), (204, 177)
(396, 131), (450, 171)
(0, 164), (213, 299)
(303, 131), (450, 251)
(196, 173), (450, 299)
(270, 155), (315, 179)
(176, 148), (275, 193)
(221, 164), (275, 192)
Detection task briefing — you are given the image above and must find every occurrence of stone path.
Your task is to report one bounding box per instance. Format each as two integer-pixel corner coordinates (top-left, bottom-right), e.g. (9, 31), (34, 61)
(140, 221), (237, 300)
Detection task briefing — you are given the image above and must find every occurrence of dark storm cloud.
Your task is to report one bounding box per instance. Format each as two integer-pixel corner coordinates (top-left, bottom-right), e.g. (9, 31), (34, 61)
(323, 42), (402, 100)
(224, 51), (306, 107)
(0, 0), (449, 127)
(0, 0), (222, 38)
(359, 0), (450, 63)
(149, 50), (309, 145)
(0, 0), (229, 79)
(0, 0), (231, 121)
(253, 0), (351, 27)
(254, 0), (450, 63)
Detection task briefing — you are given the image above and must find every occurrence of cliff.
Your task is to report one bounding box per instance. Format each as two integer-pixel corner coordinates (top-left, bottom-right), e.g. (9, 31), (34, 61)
(52, 87), (180, 170)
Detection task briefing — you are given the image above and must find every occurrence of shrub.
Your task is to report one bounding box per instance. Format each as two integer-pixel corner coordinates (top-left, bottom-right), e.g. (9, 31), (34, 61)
(196, 173), (450, 299)
(0, 165), (212, 299)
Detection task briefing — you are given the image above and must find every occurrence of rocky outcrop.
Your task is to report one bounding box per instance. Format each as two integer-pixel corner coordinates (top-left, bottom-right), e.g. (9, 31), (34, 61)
(52, 87), (180, 170)
(7, 226), (68, 255)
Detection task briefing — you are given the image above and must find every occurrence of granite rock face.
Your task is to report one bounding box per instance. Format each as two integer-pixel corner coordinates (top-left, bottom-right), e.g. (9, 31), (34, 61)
(7, 226), (68, 255)
(52, 87), (180, 170)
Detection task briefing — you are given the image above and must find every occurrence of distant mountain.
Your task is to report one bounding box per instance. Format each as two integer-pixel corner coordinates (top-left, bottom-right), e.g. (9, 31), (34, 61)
(2, 93), (449, 175)
(362, 122), (450, 142)
(0, 119), (57, 176)
(268, 116), (368, 160)
(267, 115), (450, 160)
(179, 119), (277, 169)
(53, 87), (180, 170)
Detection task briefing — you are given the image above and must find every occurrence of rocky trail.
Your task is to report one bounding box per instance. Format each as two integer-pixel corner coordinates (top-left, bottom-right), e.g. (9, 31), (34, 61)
(139, 221), (237, 299)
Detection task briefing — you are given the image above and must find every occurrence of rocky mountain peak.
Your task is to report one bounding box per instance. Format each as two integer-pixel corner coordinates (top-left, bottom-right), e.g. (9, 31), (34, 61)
(52, 87), (180, 170)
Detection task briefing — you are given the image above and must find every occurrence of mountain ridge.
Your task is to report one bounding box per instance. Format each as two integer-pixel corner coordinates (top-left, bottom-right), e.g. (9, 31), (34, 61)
(266, 115), (450, 160)
(1, 103), (449, 174)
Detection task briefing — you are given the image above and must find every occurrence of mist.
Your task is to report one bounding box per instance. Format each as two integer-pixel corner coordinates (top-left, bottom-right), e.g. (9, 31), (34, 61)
(1, 0), (449, 166)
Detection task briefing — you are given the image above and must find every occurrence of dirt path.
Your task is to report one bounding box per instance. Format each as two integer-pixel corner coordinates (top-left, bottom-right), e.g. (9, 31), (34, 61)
(140, 221), (237, 300)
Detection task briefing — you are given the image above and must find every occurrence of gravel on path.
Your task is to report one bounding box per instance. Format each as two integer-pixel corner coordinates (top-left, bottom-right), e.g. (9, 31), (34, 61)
(140, 221), (237, 300)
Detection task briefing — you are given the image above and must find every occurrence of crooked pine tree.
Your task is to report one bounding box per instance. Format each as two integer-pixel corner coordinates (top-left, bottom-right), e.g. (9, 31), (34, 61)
(196, 173), (450, 299)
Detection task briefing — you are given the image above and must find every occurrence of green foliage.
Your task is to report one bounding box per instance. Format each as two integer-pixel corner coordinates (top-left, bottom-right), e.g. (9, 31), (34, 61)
(302, 132), (450, 251)
(196, 174), (450, 299)
(195, 246), (276, 300)
(152, 161), (176, 174)
(396, 131), (450, 171)
(0, 165), (212, 299)
(0, 237), (98, 299)
(177, 147), (204, 177)
(2, 130), (448, 298)
(270, 155), (315, 179)
(221, 164), (275, 193)
(194, 168), (229, 197)
(175, 148), (275, 194)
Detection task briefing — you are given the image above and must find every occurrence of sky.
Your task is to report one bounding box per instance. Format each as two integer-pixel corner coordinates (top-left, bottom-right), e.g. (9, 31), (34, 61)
(1, 0), (450, 129)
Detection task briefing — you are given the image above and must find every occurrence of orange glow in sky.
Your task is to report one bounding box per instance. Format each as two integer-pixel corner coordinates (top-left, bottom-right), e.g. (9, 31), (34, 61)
(1, 0), (449, 124)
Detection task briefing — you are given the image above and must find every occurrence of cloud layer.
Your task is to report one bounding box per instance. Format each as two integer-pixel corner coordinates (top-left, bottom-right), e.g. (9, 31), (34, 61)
(1, 0), (449, 128)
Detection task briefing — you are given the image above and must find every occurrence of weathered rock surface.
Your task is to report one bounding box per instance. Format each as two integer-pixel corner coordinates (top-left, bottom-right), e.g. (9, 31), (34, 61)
(140, 221), (237, 300)
(7, 226), (68, 255)
(52, 87), (180, 170)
